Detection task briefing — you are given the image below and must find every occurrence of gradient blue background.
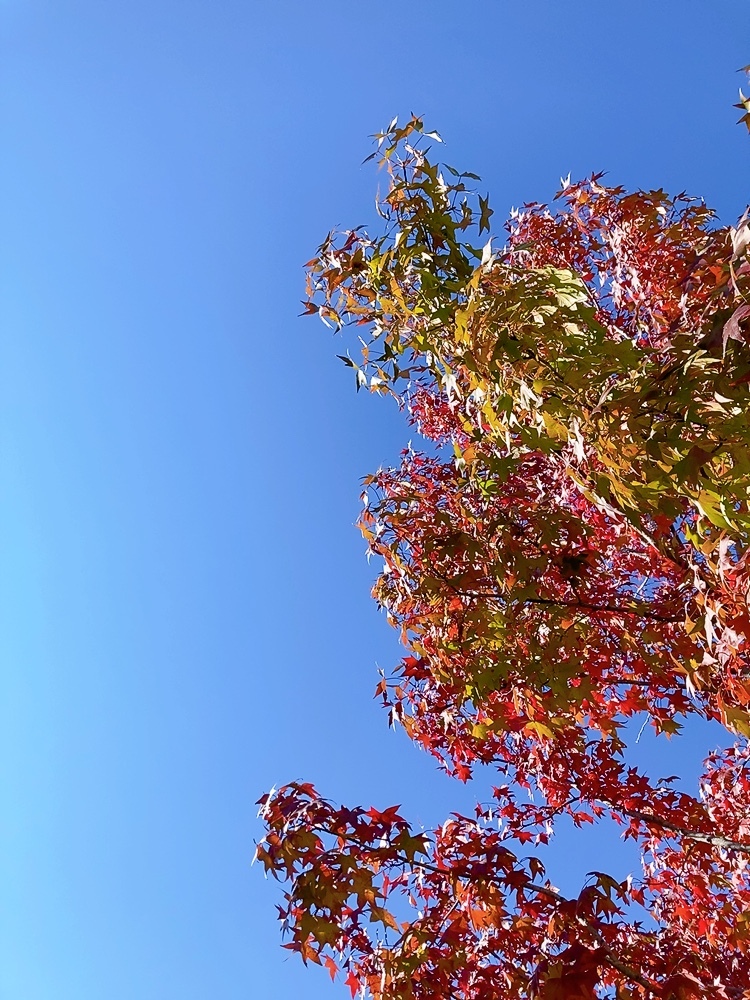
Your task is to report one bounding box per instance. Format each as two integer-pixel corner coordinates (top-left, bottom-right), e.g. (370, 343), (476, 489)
(1, 3), (748, 998)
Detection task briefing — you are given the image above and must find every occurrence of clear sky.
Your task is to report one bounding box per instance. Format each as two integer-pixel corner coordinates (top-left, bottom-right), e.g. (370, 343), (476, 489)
(1, 3), (749, 998)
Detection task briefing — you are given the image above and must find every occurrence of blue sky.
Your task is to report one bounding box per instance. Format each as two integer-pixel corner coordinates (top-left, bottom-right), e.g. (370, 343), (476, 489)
(1, 3), (749, 998)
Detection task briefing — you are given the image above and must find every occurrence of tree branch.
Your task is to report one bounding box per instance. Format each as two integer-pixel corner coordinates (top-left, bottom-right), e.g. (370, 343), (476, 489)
(436, 573), (684, 624)
(620, 807), (750, 855)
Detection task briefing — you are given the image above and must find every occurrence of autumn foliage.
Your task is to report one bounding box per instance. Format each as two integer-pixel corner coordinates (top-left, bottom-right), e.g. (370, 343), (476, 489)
(257, 114), (750, 998)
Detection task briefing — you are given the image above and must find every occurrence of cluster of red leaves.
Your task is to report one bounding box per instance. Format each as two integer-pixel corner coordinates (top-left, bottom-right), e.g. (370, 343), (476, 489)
(259, 119), (750, 998)
(258, 777), (750, 999)
(506, 177), (728, 353)
(362, 446), (695, 756)
(405, 382), (750, 728)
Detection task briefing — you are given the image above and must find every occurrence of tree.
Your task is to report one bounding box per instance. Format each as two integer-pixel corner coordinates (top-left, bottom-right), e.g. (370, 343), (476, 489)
(257, 111), (750, 999)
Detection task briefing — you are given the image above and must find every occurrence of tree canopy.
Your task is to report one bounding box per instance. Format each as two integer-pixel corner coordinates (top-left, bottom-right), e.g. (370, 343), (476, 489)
(257, 110), (750, 999)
